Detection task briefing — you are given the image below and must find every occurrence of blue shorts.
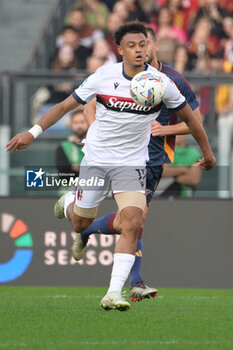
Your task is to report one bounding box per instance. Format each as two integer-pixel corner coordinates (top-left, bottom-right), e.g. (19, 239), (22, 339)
(146, 165), (164, 206)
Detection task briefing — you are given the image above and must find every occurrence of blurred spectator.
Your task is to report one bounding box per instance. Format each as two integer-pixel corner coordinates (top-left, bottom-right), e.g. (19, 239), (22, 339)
(104, 11), (123, 35)
(92, 38), (117, 64)
(47, 44), (77, 104)
(83, 0), (110, 29)
(101, 0), (118, 11)
(196, 55), (210, 73)
(210, 50), (225, 73)
(165, 0), (189, 34)
(218, 0), (233, 14)
(182, 0), (200, 30)
(137, 0), (155, 17)
(66, 9), (103, 49)
(173, 44), (189, 72)
(156, 7), (187, 43)
(159, 135), (202, 198)
(222, 15), (233, 71)
(86, 55), (105, 72)
(154, 7), (187, 64)
(52, 44), (77, 71)
(56, 108), (89, 185)
(195, 54), (211, 119)
(210, 50), (231, 119)
(54, 25), (91, 69)
(187, 17), (220, 70)
(192, 0), (230, 38)
(112, 1), (129, 22)
(56, 25), (79, 49)
(188, 18), (215, 121)
(104, 12), (124, 61)
(121, 0), (150, 22)
(158, 0), (199, 33)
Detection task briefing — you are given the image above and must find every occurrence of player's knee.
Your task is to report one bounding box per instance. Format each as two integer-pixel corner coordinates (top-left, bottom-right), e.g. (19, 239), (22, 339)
(129, 215), (143, 233)
(121, 208), (143, 234)
(72, 216), (93, 233)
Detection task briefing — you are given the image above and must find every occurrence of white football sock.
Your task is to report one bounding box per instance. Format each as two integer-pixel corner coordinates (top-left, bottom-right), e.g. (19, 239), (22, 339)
(108, 253), (135, 293)
(64, 191), (75, 218)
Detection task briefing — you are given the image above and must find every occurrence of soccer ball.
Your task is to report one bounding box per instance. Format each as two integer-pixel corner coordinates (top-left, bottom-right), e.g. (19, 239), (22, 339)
(130, 71), (166, 107)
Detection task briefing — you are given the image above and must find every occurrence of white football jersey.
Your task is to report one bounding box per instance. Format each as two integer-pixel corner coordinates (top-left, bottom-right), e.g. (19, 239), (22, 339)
(72, 62), (186, 165)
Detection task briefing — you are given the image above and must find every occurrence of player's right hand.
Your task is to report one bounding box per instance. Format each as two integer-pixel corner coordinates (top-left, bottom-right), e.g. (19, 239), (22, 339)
(197, 155), (216, 170)
(6, 132), (34, 152)
(151, 120), (166, 136)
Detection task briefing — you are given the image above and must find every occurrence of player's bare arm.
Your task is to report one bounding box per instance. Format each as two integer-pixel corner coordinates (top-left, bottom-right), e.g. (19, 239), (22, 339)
(151, 107), (202, 137)
(6, 95), (79, 152)
(176, 104), (216, 170)
(83, 98), (96, 125)
(175, 165), (202, 187)
(163, 164), (202, 186)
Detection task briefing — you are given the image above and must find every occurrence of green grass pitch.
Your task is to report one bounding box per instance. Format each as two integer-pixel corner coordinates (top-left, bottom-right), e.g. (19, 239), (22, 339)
(0, 287), (232, 350)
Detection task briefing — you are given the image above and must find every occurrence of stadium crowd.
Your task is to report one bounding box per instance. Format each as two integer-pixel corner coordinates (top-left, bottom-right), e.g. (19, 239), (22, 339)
(48, 0), (233, 119)
(50, 0), (233, 75)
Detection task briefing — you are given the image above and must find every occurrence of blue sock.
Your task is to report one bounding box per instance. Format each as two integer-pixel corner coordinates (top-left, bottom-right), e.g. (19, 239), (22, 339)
(81, 212), (116, 243)
(130, 237), (143, 287)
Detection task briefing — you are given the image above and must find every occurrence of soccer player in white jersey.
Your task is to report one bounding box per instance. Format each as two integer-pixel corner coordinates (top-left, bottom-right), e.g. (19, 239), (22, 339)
(7, 22), (216, 311)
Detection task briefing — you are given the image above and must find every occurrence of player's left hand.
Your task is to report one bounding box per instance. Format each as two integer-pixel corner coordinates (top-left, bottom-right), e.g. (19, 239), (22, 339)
(151, 120), (166, 136)
(6, 132), (34, 152)
(197, 155), (216, 170)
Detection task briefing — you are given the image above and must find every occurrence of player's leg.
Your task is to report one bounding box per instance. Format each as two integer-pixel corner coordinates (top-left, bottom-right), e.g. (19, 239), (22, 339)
(129, 206), (158, 301)
(129, 165), (163, 301)
(71, 211), (119, 261)
(70, 181), (114, 259)
(101, 192), (145, 311)
(71, 206), (149, 289)
(129, 207), (146, 288)
(54, 160), (110, 257)
(54, 188), (98, 234)
(67, 164), (160, 300)
(100, 165), (147, 310)
(69, 197), (157, 302)
(81, 212), (118, 244)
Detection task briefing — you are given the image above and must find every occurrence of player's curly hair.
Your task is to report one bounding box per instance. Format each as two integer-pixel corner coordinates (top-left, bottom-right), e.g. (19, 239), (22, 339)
(114, 22), (148, 46)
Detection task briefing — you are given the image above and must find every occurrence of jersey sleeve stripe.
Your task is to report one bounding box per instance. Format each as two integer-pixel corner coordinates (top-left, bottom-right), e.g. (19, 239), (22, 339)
(168, 100), (187, 112)
(72, 92), (87, 105)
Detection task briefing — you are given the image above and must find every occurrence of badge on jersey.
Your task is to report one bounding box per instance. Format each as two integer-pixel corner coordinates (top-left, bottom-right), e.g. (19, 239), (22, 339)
(114, 82), (120, 90)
